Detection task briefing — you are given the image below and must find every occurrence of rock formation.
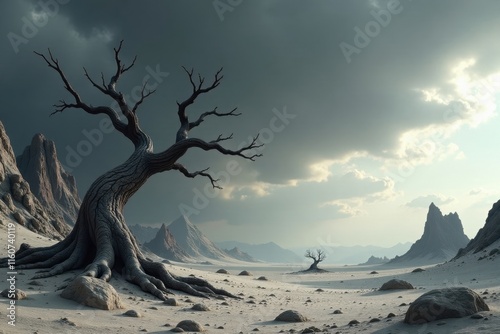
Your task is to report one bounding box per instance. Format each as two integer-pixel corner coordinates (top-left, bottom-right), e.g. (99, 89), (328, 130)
(167, 215), (231, 260)
(144, 223), (190, 262)
(17, 133), (81, 226)
(0, 121), (70, 239)
(223, 247), (257, 262)
(389, 203), (469, 265)
(454, 199), (500, 258)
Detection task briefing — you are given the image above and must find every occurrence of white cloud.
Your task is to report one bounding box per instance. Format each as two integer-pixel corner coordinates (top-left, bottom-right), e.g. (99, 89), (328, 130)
(406, 194), (454, 208)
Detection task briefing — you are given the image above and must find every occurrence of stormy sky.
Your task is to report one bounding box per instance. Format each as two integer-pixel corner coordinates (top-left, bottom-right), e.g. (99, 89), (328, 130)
(2, 0), (500, 249)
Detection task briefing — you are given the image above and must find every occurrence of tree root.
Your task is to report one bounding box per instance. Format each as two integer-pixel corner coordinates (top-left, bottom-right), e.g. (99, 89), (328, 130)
(0, 237), (239, 301)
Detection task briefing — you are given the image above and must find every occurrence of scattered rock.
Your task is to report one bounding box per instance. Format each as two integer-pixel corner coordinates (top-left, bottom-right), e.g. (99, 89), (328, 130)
(174, 320), (205, 332)
(238, 270), (252, 276)
(370, 271), (378, 275)
(348, 319), (360, 326)
(369, 318), (381, 323)
(412, 268), (425, 273)
(404, 287), (489, 324)
(257, 276), (268, 281)
(123, 310), (141, 317)
(275, 310), (308, 322)
(387, 313), (396, 318)
(216, 269), (229, 274)
(471, 314), (484, 319)
(59, 317), (77, 326)
(1, 288), (27, 300)
(380, 279), (414, 290)
(192, 303), (210, 311)
(60, 276), (124, 310)
(164, 298), (180, 306)
(333, 310), (343, 314)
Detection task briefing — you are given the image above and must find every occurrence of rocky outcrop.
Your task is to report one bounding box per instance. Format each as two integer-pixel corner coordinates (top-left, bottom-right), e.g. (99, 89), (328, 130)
(0, 121), (70, 239)
(144, 223), (190, 262)
(405, 287), (489, 324)
(167, 215), (231, 260)
(223, 247), (257, 262)
(454, 199), (500, 258)
(17, 133), (81, 226)
(389, 203), (469, 265)
(359, 255), (389, 265)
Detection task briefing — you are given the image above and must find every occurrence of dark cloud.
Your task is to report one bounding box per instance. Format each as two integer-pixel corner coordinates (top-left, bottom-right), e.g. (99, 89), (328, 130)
(2, 0), (500, 246)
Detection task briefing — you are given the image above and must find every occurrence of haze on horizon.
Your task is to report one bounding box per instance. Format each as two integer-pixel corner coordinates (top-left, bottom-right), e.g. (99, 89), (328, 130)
(1, 1), (500, 249)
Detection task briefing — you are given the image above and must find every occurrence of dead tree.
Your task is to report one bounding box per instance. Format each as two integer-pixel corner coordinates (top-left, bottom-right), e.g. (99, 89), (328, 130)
(0, 41), (262, 300)
(305, 249), (326, 271)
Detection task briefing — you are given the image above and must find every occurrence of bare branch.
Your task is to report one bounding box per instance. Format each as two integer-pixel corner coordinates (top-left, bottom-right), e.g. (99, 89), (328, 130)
(171, 163), (222, 189)
(175, 67), (226, 142)
(132, 82), (156, 114)
(189, 107), (241, 130)
(83, 67), (108, 95)
(34, 47), (143, 144)
(210, 133), (233, 143)
(110, 40), (137, 89)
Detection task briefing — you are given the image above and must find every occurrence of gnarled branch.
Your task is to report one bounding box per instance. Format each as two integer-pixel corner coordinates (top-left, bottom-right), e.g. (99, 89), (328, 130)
(35, 42), (148, 147)
(171, 163), (222, 189)
(175, 68), (226, 142)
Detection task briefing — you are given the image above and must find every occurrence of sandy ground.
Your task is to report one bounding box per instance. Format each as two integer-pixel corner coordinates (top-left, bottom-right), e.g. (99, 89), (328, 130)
(0, 222), (499, 334)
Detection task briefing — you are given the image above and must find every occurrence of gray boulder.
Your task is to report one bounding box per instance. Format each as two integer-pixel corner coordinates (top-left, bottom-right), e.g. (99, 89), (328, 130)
(405, 287), (489, 324)
(174, 320), (205, 332)
(380, 279), (414, 290)
(275, 310), (308, 322)
(61, 276), (124, 310)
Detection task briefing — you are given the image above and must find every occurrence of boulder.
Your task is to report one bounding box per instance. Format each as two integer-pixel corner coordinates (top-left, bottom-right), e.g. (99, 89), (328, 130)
(1, 288), (27, 300)
(405, 287), (489, 324)
(275, 310), (308, 322)
(380, 279), (414, 290)
(238, 270), (252, 276)
(61, 276), (124, 310)
(174, 320), (205, 332)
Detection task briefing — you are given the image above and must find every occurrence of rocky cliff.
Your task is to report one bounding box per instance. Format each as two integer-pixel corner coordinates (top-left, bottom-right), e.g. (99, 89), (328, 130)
(144, 223), (190, 262)
(389, 203), (469, 265)
(167, 215), (232, 260)
(0, 121), (70, 239)
(454, 199), (500, 258)
(17, 133), (81, 226)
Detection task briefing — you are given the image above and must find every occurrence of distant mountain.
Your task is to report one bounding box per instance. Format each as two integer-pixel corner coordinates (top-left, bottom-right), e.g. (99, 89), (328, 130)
(223, 247), (258, 262)
(454, 199), (500, 259)
(17, 133), (81, 226)
(217, 241), (302, 263)
(359, 255), (390, 265)
(129, 224), (160, 244)
(388, 202), (469, 265)
(167, 215), (230, 260)
(0, 122), (70, 240)
(144, 223), (190, 262)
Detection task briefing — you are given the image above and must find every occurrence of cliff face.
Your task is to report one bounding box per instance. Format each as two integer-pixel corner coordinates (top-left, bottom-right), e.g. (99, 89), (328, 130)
(389, 203), (469, 265)
(144, 224), (190, 262)
(17, 133), (81, 226)
(0, 122), (70, 239)
(454, 199), (500, 258)
(167, 215), (230, 260)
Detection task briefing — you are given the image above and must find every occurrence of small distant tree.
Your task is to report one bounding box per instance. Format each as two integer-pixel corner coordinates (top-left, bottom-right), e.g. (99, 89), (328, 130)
(305, 249), (326, 271)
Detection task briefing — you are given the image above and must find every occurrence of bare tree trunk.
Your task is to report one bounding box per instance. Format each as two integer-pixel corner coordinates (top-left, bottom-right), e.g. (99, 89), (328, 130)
(0, 42), (262, 300)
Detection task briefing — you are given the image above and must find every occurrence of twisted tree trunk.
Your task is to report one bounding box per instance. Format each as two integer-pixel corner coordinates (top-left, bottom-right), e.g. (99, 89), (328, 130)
(0, 41), (261, 300)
